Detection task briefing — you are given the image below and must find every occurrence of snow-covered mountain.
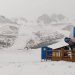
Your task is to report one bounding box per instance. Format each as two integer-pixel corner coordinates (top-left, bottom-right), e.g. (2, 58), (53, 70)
(63, 25), (74, 31)
(12, 18), (70, 50)
(11, 17), (28, 25)
(0, 14), (74, 50)
(0, 16), (19, 48)
(0, 16), (17, 24)
(37, 14), (68, 25)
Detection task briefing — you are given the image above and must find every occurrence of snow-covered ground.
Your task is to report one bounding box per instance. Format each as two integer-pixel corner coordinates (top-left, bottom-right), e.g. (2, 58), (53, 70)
(0, 49), (75, 75)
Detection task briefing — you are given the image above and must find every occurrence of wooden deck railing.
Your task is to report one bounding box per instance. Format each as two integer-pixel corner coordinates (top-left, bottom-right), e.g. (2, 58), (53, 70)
(46, 49), (75, 62)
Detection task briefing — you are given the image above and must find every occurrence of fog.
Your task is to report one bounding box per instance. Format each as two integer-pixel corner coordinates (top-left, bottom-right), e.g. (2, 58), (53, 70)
(0, 0), (75, 20)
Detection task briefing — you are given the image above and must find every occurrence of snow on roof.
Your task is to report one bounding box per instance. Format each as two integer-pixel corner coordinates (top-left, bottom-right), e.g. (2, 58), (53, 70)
(48, 39), (69, 49)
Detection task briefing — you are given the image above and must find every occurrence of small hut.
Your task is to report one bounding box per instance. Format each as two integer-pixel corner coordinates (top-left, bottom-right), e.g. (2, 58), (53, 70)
(41, 39), (75, 62)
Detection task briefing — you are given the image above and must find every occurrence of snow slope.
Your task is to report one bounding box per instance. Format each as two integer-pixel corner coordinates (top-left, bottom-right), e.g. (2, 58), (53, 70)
(0, 49), (75, 75)
(11, 23), (36, 49)
(12, 22), (70, 50)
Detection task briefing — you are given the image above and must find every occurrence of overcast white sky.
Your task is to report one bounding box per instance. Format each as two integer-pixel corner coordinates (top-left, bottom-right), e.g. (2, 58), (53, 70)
(0, 0), (75, 20)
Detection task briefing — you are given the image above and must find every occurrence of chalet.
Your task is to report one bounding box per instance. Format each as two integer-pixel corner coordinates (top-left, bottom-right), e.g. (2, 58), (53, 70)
(41, 27), (75, 62)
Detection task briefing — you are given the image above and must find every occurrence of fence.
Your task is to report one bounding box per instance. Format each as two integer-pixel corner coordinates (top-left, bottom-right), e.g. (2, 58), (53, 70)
(41, 47), (75, 62)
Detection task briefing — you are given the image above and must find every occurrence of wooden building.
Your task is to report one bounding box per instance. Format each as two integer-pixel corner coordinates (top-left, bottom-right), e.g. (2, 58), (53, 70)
(41, 39), (75, 62)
